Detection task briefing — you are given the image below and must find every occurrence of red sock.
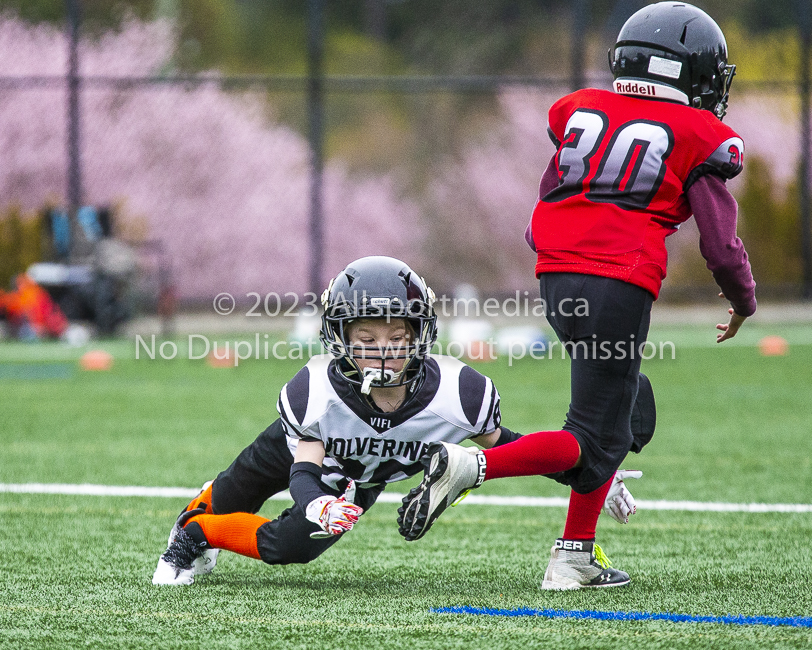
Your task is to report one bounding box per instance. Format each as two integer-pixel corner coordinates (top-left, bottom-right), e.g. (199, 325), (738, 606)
(483, 430), (580, 480)
(562, 474), (614, 540)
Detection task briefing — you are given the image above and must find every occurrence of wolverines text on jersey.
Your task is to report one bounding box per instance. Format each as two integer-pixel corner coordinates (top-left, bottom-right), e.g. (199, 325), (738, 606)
(277, 354), (501, 490)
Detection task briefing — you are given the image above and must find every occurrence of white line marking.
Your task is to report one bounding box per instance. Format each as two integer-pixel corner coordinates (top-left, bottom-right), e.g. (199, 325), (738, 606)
(0, 483), (200, 498)
(1, 483), (811, 513)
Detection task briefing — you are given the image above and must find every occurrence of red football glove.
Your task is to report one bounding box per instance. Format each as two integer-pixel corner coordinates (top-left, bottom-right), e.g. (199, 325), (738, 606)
(305, 481), (364, 537)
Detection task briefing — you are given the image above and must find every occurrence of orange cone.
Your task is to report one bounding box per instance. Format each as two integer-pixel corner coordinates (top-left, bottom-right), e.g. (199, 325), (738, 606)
(79, 349), (114, 371)
(758, 335), (788, 356)
(206, 349), (233, 368)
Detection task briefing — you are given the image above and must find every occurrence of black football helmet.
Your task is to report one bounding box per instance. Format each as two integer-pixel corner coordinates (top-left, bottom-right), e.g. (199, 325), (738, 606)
(609, 2), (736, 119)
(320, 256), (438, 395)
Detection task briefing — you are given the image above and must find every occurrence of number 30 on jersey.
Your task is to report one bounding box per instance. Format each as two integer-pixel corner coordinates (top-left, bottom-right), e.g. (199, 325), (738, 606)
(547, 108), (675, 211)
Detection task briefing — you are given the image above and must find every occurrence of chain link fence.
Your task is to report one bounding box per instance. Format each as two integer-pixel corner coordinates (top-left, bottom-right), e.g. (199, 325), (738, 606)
(0, 16), (809, 326)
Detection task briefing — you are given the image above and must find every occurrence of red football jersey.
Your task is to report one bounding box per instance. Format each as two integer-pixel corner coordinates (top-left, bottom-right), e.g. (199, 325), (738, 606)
(530, 88), (744, 298)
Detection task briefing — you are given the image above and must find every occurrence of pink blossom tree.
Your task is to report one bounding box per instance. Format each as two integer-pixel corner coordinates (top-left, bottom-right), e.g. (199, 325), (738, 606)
(0, 16), (803, 299)
(427, 86), (805, 294)
(0, 17), (421, 299)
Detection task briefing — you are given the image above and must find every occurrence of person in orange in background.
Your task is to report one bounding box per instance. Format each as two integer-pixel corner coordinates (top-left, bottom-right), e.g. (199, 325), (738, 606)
(0, 273), (68, 340)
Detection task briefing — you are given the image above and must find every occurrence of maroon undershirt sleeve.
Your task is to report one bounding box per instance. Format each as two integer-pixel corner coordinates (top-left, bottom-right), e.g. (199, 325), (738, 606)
(687, 173), (757, 317)
(525, 154), (560, 252)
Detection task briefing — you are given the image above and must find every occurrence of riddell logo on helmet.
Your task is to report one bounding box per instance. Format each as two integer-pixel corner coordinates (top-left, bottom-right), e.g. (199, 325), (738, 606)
(614, 80), (658, 96)
(555, 539), (584, 551)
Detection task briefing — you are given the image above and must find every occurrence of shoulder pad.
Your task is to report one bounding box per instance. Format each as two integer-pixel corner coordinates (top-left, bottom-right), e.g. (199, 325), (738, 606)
(685, 135), (744, 190)
(458, 365), (488, 427)
(432, 356), (501, 434)
(283, 366), (310, 425)
(547, 124), (561, 148)
(703, 136), (744, 180)
(278, 356), (332, 428)
(547, 90), (583, 147)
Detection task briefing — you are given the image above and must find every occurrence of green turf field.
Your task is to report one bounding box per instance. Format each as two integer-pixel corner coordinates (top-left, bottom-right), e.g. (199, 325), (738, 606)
(1, 323), (811, 649)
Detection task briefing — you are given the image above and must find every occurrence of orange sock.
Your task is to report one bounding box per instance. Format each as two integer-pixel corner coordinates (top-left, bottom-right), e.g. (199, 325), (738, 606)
(187, 513), (267, 560)
(186, 482), (215, 514)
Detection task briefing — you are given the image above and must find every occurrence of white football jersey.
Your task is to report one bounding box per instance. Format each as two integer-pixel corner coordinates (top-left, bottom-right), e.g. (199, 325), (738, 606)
(277, 354), (501, 490)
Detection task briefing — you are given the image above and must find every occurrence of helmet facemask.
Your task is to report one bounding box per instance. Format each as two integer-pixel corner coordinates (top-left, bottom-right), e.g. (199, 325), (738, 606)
(319, 260), (438, 398)
(342, 317), (417, 393)
(712, 61), (736, 120)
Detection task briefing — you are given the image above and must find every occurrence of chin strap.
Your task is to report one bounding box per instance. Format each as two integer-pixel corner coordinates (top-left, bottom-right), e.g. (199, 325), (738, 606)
(360, 367), (396, 394)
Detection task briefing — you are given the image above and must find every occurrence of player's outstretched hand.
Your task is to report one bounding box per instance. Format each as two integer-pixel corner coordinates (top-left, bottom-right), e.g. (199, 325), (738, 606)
(716, 293), (747, 343)
(604, 470), (642, 524)
(306, 493), (364, 538)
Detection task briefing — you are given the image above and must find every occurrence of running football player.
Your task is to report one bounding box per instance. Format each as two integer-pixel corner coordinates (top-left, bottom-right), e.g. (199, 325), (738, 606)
(398, 2), (757, 590)
(153, 256), (640, 585)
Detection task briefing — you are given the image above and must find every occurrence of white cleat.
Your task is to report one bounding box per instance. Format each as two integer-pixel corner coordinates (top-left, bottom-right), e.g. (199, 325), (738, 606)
(397, 442), (487, 541)
(167, 521), (220, 575)
(163, 481), (219, 576)
(152, 556), (195, 586)
(152, 521), (210, 586)
(541, 539), (630, 590)
(192, 548), (220, 575)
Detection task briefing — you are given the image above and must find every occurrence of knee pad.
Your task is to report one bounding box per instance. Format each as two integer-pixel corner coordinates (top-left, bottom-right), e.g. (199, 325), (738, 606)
(630, 373), (656, 453)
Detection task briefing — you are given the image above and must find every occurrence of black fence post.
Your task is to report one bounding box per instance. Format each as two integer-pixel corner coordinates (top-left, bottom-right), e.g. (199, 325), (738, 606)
(307, 0), (326, 298)
(65, 0), (83, 262)
(799, 0), (812, 300)
(571, 0), (589, 91)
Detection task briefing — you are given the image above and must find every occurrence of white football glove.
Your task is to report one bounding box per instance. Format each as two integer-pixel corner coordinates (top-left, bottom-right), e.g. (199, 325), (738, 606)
(305, 481), (364, 538)
(603, 470), (642, 524)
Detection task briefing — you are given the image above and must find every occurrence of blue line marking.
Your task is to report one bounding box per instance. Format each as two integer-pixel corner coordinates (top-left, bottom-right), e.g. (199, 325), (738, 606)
(431, 606), (812, 628)
(0, 363), (75, 380)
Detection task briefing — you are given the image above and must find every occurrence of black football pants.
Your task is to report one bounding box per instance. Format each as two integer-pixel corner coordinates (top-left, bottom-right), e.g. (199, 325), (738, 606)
(539, 273), (655, 494)
(209, 419), (382, 564)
